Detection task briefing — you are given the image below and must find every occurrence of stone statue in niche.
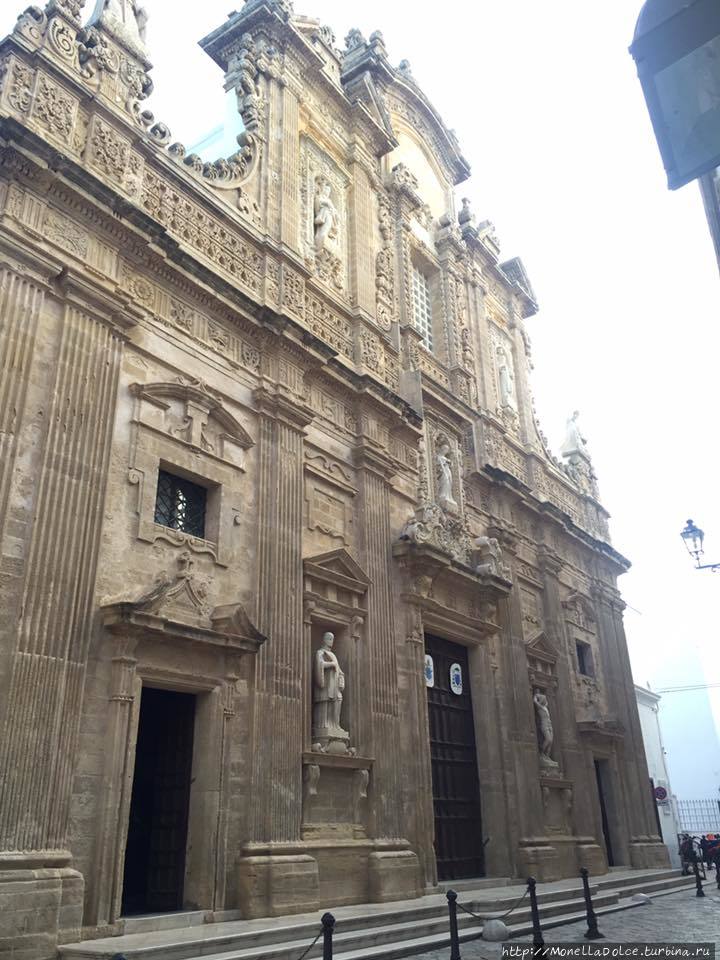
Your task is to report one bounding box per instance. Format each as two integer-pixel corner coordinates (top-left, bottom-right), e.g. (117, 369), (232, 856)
(314, 177), (339, 252)
(533, 689), (559, 769)
(561, 410), (587, 458)
(312, 632), (352, 754)
(474, 536), (510, 581)
(436, 442), (458, 513)
(496, 346), (517, 410)
(88, 0), (148, 53)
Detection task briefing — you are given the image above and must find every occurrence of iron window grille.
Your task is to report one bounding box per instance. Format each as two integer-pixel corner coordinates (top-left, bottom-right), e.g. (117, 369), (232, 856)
(412, 266), (434, 352)
(154, 469), (207, 539)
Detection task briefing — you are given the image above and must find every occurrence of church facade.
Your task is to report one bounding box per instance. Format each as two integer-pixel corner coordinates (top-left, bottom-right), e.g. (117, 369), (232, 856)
(0, 0), (668, 955)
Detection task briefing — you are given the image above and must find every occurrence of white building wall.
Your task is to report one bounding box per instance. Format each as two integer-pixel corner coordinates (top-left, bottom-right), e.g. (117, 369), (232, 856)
(635, 685), (682, 868)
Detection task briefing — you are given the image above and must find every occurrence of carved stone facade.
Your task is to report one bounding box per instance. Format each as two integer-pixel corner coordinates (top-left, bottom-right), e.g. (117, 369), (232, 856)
(0, 1), (668, 955)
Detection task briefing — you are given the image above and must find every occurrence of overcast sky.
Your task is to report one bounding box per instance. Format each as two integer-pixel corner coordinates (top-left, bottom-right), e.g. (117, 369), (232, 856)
(4, 0), (720, 793)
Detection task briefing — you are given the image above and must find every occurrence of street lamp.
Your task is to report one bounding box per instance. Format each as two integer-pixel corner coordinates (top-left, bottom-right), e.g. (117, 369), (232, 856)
(681, 518), (720, 570)
(630, 0), (720, 189)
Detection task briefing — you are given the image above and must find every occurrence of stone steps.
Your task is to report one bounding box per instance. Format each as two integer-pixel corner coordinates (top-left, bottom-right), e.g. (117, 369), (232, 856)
(57, 870), (696, 960)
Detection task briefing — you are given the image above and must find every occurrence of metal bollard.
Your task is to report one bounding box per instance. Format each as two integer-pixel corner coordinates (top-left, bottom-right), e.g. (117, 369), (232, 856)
(579, 868), (604, 940)
(716, 859), (720, 890)
(321, 911), (335, 960)
(527, 876), (545, 954)
(692, 852), (705, 898)
(446, 889), (461, 960)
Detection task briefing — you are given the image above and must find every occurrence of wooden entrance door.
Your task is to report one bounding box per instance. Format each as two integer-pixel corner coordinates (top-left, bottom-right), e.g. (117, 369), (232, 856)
(594, 758), (615, 867)
(425, 635), (484, 880)
(122, 687), (196, 915)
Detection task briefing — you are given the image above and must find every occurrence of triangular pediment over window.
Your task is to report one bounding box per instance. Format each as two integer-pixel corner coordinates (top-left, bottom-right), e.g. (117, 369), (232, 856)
(303, 548), (370, 595)
(525, 631), (557, 666)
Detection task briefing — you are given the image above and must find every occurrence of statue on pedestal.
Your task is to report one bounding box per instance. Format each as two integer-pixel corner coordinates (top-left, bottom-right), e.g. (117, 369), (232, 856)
(436, 442), (458, 513)
(314, 179), (339, 252)
(533, 689), (559, 769)
(560, 410), (587, 459)
(312, 632), (351, 754)
(496, 346), (517, 411)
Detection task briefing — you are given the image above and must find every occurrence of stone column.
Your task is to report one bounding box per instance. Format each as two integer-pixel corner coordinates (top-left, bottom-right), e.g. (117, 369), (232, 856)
(355, 444), (401, 828)
(0, 272), (127, 948)
(468, 623), (516, 879)
(495, 583), (543, 861)
(536, 548), (597, 873)
(279, 84), (301, 252)
(400, 614), (435, 887)
(239, 384), (318, 917)
(591, 582), (670, 869)
(348, 157), (376, 317)
(354, 439), (421, 900)
(91, 638), (141, 927)
(492, 535), (553, 879)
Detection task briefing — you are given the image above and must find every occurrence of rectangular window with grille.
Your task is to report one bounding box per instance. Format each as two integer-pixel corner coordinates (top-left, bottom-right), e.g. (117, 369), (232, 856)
(412, 266), (433, 352)
(154, 469), (207, 539)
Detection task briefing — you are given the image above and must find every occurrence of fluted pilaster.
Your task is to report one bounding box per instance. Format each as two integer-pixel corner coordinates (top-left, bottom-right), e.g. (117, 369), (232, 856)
(354, 444), (402, 838)
(250, 389), (311, 843)
(0, 299), (123, 855)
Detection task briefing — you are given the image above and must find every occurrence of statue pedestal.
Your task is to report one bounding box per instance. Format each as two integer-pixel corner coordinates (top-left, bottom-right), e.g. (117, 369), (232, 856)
(311, 726), (354, 756)
(539, 755), (560, 771)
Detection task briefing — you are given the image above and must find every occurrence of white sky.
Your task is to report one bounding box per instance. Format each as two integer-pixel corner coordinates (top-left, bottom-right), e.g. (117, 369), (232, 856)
(4, 0), (720, 794)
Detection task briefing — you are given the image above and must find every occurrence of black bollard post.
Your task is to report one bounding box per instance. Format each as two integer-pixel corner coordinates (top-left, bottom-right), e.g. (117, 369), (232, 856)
(579, 868), (605, 940)
(715, 858), (720, 890)
(527, 877), (545, 955)
(446, 890), (461, 960)
(692, 852), (705, 898)
(321, 912), (335, 960)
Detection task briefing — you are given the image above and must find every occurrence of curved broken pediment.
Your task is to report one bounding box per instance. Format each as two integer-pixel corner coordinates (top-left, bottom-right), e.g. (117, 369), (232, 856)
(102, 551), (266, 653)
(130, 378), (254, 468)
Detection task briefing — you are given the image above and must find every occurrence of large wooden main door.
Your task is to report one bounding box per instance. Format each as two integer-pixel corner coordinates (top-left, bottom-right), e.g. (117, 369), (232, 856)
(425, 635), (484, 880)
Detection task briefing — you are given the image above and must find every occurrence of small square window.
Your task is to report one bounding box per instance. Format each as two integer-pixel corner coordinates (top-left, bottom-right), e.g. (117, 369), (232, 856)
(576, 640), (594, 678)
(154, 469), (207, 539)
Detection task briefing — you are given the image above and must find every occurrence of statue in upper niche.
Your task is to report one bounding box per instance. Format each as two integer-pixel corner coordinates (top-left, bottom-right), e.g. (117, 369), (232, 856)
(312, 632), (348, 741)
(497, 346), (517, 410)
(436, 442), (458, 512)
(314, 178), (339, 251)
(561, 410), (587, 458)
(533, 689), (557, 767)
(88, 0), (148, 54)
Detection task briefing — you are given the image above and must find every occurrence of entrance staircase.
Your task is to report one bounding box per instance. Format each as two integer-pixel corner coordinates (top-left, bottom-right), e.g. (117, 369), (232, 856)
(58, 869), (695, 960)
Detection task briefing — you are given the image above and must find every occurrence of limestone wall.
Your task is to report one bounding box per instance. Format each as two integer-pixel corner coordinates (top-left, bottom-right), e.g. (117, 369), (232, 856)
(0, 1), (668, 956)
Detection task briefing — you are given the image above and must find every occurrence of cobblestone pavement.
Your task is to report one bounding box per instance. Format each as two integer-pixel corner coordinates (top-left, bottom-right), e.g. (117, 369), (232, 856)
(413, 889), (720, 959)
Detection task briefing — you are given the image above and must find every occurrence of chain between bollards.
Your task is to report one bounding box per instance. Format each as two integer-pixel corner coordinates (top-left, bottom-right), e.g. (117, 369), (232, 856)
(579, 868), (605, 940)
(692, 851), (705, 898)
(321, 911), (335, 960)
(446, 889), (461, 960)
(527, 876), (545, 955)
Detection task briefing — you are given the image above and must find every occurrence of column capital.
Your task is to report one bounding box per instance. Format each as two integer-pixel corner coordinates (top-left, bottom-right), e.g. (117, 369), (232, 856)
(352, 439), (399, 479)
(253, 383), (314, 430)
(537, 544), (564, 576)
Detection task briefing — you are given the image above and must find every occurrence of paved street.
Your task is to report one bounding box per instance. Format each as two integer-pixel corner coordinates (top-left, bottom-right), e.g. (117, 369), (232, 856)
(415, 889), (720, 959)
